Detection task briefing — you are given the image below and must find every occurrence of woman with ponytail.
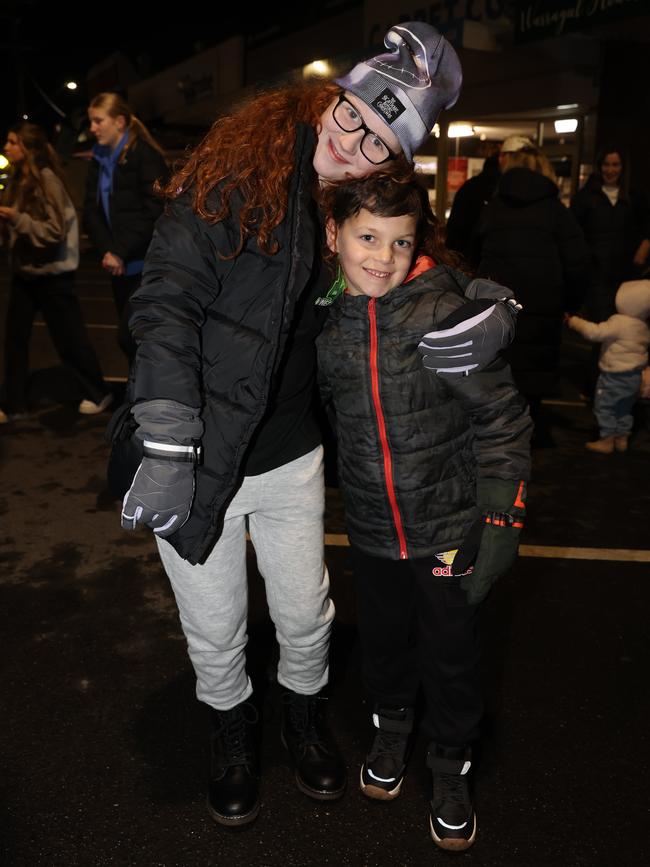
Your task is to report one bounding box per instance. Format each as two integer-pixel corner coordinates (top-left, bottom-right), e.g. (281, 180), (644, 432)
(83, 92), (169, 362)
(0, 121), (111, 423)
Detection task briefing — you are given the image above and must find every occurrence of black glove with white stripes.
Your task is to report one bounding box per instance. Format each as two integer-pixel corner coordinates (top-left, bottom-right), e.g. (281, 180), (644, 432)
(120, 400), (203, 538)
(418, 278), (521, 376)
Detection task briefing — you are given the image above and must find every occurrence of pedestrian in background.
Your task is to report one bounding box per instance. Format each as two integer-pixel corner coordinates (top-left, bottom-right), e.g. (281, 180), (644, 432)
(567, 279), (650, 453)
(571, 146), (650, 323)
(118, 22), (465, 829)
(83, 92), (169, 363)
(469, 138), (591, 446)
(317, 171), (531, 851)
(445, 150), (500, 260)
(0, 121), (111, 424)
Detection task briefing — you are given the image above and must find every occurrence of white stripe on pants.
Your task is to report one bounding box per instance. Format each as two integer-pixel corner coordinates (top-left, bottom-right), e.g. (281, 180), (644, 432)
(156, 445), (334, 711)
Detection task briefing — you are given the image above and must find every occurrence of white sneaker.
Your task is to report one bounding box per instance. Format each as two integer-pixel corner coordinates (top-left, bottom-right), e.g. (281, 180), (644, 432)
(78, 393), (114, 415)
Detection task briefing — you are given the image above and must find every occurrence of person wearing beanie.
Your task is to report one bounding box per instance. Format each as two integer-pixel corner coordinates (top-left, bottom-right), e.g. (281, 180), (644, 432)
(445, 136), (535, 261)
(468, 140), (591, 446)
(111, 20), (512, 836)
(335, 22), (462, 162)
(567, 280), (650, 453)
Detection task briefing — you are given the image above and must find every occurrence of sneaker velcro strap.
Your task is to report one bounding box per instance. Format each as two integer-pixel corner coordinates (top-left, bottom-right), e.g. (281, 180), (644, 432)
(427, 753), (470, 775)
(374, 708), (414, 734)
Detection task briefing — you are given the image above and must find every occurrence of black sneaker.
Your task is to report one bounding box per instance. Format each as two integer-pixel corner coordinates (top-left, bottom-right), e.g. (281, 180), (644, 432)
(360, 706), (414, 801)
(427, 743), (477, 851)
(207, 701), (260, 827)
(281, 690), (346, 800)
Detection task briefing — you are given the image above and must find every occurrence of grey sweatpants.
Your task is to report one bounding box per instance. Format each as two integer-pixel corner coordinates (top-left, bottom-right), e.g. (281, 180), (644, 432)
(156, 445), (334, 711)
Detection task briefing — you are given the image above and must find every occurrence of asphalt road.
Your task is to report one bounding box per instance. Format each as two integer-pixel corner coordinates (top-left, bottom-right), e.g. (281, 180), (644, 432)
(1, 254), (649, 867)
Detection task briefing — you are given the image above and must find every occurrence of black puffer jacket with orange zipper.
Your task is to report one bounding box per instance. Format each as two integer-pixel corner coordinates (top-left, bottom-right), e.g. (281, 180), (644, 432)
(316, 262), (532, 560)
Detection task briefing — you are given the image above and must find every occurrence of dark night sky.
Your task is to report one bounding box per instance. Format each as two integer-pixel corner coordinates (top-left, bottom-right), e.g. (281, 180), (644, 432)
(2, 1), (337, 133)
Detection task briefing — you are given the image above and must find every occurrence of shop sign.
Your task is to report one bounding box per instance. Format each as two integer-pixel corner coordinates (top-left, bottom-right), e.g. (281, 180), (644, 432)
(515, 0), (648, 42)
(365, 0), (513, 48)
(448, 157), (469, 192)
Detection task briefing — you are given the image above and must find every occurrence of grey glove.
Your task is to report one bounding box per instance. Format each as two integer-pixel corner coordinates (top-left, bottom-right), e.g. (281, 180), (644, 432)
(120, 400), (203, 538)
(418, 279), (521, 376)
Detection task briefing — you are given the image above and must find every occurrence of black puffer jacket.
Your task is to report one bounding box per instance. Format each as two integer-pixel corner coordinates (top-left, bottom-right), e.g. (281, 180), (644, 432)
(470, 167), (590, 398)
(83, 138), (169, 264)
(316, 263), (532, 561)
(129, 125), (321, 565)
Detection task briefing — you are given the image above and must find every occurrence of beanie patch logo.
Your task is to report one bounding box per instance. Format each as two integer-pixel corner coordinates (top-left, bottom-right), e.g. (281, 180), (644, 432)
(372, 88), (406, 125)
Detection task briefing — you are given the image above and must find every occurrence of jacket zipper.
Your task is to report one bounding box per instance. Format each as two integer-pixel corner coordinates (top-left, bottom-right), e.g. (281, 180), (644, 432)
(368, 298), (409, 560)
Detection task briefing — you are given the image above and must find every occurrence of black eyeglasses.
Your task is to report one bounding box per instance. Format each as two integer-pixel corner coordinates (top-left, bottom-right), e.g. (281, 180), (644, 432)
(332, 95), (398, 165)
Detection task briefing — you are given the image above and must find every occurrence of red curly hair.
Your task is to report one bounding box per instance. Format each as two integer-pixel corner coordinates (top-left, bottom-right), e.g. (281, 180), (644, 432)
(160, 81), (341, 256)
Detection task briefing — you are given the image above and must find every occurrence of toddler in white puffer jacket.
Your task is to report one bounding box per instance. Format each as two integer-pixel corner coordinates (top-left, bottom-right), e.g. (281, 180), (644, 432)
(567, 280), (650, 453)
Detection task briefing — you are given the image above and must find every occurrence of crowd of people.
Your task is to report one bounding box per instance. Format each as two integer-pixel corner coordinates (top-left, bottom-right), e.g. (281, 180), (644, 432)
(446, 134), (650, 448)
(1, 17), (649, 856)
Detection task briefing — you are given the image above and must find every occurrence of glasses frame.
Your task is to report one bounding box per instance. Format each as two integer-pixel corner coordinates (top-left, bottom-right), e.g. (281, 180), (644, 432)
(331, 95), (398, 166)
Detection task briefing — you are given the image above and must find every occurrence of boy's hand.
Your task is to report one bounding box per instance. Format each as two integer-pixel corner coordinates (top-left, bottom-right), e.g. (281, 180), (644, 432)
(453, 479), (526, 604)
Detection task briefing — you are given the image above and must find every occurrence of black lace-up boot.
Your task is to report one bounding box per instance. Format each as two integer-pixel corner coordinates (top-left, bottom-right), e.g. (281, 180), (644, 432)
(207, 701), (260, 827)
(360, 706), (414, 800)
(281, 690), (346, 800)
(427, 742), (477, 851)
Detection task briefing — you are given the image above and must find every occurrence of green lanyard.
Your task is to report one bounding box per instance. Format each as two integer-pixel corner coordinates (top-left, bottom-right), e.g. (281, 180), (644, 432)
(314, 265), (346, 307)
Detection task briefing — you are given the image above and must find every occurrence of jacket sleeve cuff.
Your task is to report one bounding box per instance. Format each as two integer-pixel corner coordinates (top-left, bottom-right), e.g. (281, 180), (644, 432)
(133, 399), (203, 445)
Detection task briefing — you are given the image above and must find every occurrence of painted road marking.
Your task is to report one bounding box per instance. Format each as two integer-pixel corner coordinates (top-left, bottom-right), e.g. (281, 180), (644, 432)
(34, 321), (118, 330)
(323, 535), (650, 562)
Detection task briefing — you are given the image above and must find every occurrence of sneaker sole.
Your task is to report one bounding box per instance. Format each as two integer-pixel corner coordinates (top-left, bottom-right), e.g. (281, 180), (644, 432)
(429, 814), (477, 851)
(359, 766), (403, 801)
(206, 798), (260, 827)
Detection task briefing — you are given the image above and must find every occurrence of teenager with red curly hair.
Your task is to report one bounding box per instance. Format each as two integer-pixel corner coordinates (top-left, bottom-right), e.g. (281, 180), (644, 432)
(118, 23), (464, 827)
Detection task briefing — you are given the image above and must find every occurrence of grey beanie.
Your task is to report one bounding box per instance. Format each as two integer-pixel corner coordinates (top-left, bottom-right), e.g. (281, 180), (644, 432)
(335, 22), (462, 162)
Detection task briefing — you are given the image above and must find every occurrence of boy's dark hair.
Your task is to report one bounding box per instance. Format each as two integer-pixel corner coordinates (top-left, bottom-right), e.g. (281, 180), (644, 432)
(321, 169), (467, 269)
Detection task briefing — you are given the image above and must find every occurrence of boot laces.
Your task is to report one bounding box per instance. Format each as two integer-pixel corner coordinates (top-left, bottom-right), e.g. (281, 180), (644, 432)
(369, 729), (408, 763)
(212, 704), (258, 767)
(285, 694), (327, 749)
(435, 770), (471, 814)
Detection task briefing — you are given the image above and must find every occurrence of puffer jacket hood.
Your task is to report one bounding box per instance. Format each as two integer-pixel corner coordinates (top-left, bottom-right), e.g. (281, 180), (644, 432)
(497, 166), (559, 207)
(615, 279), (650, 320)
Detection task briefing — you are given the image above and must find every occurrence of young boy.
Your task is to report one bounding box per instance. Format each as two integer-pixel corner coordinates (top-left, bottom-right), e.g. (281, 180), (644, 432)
(316, 172), (532, 851)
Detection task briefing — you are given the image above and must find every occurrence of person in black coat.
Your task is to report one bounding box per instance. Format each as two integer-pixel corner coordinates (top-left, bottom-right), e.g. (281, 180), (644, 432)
(114, 23), (470, 831)
(83, 92), (169, 362)
(445, 152), (500, 259)
(571, 146), (650, 323)
(469, 145), (591, 444)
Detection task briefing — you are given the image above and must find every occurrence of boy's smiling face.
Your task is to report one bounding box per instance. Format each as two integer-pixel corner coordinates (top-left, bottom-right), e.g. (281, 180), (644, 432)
(326, 208), (417, 299)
